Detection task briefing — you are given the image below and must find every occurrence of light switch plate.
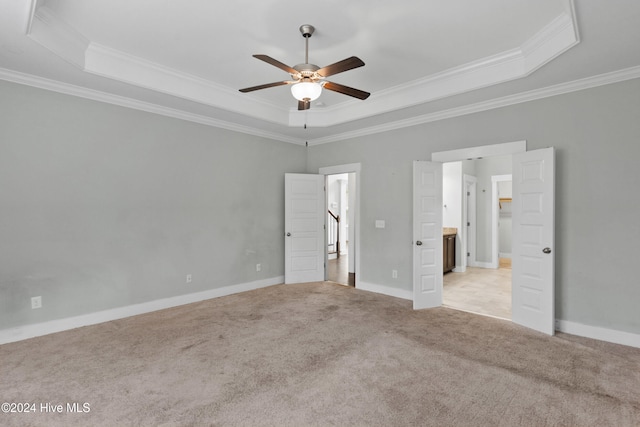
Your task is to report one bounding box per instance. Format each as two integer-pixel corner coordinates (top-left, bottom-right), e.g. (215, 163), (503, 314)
(375, 220), (385, 229)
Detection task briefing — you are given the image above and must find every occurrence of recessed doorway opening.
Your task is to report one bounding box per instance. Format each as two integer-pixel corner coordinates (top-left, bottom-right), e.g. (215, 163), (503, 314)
(441, 156), (513, 320)
(326, 173), (355, 286)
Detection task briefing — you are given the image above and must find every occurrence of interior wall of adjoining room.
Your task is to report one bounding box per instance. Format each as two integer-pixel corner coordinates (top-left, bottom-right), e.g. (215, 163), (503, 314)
(0, 79), (307, 331)
(327, 173), (349, 257)
(307, 77), (640, 335)
(498, 180), (513, 257)
(443, 162), (462, 267)
(474, 156), (512, 264)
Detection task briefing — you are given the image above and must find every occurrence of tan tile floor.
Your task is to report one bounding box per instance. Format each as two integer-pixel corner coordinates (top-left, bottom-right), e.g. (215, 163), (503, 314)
(443, 262), (512, 320)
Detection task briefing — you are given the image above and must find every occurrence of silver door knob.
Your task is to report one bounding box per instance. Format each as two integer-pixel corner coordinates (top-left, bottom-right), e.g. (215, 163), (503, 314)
(542, 247), (551, 254)
(416, 241), (423, 246)
(286, 232), (291, 237)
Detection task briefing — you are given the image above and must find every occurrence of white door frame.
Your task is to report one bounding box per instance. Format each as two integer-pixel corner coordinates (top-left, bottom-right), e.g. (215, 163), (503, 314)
(319, 163), (361, 288)
(491, 174), (512, 269)
(462, 174), (477, 270)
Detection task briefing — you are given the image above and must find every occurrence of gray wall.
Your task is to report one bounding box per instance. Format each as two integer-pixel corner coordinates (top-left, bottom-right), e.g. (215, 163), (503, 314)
(307, 77), (640, 335)
(475, 155), (512, 263)
(0, 80), (307, 329)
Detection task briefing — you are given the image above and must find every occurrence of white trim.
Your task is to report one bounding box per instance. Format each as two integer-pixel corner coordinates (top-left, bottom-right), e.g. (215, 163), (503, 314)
(556, 320), (640, 349)
(3, 59), (640, 147)
(0, 68), (302, 145)
(473, 261), (495, 269)
(432, 141), (526, 163)
(28, 6), (89, 69)
(319, 163), (361, 288)
(285, 10), (578, 129)
(0, 276), (283, 345)
(307, 65), (640, 145)
(84, 43), (289, 125)
(499, 252), (512, 259)
(358, 281), (413, 301)
(25, 4), (578, 131)
(433, 141), (526, 163)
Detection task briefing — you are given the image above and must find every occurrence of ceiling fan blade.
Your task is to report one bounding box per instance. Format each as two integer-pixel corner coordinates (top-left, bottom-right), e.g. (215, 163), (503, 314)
(239, 81), (293, 93)
(323, 81), (370, 100)
(298, 99), (310, 110)
(253, 54), (299, 75)
(316, 56), (365, 77)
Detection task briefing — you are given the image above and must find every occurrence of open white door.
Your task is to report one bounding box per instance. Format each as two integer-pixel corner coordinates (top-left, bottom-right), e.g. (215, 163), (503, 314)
(512, 147), (555, 335)
(413, 161), (443, 309)
(284, 173), (325, 284)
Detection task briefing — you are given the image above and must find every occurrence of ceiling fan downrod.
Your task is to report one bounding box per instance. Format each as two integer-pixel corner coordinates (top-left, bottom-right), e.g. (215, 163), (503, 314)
(299, 25), (315, 64)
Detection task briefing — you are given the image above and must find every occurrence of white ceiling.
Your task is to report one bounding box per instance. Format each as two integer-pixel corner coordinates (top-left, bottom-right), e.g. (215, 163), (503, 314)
(1, 0), (640, 145)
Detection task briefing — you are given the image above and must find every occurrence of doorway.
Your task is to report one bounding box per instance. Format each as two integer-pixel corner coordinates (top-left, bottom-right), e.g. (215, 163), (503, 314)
(414, 141), (555, 335)
(441, 158), (513, 320)
(319, 163), (361, 288)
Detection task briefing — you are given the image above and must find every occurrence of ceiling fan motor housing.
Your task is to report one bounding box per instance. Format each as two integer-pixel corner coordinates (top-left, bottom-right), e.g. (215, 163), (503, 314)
(299, 24), (315, 38)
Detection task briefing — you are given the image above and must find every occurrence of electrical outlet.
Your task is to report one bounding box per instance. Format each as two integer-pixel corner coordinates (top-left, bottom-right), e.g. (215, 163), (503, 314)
(392, 270), (398, 279)
(186, 274), (192, 284)
(31, 296), (42, 309)
(256, 264), (261, 272)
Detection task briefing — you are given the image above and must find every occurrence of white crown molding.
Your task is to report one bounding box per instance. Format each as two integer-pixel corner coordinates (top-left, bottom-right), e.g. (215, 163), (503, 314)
(84, 43), (290, 126)
(293, 10), (579, 128)
(307, 65), (640, 145)
(27, 6), (89, 68)
(26, 4), (579, 130)
(4, 63), (640, 148)
(0, 67), (302, 145)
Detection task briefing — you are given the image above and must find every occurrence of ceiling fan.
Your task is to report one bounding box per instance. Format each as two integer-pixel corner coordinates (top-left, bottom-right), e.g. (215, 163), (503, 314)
(239, 25), (370, 110)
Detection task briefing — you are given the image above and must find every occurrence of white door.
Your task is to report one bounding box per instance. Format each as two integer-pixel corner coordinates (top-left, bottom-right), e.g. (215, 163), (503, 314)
(284, 173), (325, 284)
(511, 148), (555, 335)
(413, 161), (443, 309)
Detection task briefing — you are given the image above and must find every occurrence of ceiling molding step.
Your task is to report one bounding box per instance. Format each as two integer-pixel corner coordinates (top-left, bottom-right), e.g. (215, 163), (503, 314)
(26, 4), (579, 132)
(84, 43), (291, 126)
(0, 67), (302, 145)
(4, 64), (639, 148)
(521, 11), (580, 75)
(26, 5), (290, 127)
(291, 10), (579, 129)
(27, 6), (89, 68)
(307, 65), (640, 145)
(290, 49), (524, 129)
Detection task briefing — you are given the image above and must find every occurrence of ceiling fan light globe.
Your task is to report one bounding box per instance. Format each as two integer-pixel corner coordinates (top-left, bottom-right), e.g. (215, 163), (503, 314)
(291, 82), (322, 101)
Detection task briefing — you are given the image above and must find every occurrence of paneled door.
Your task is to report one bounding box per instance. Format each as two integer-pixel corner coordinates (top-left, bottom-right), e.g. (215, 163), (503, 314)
(512, 148), (555, 335)
(412, 161), (443, 309)
(284, 174), (325, 284)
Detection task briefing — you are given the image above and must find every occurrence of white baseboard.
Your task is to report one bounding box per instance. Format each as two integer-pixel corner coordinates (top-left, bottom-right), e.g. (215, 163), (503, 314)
(358, 281), (413, 301)
(0, 276), (284, 345)
(499, 252), (512, 259)
(556, 319), (640, 349)
(473, 261), (495, 269)
(452, 266), (466, 273)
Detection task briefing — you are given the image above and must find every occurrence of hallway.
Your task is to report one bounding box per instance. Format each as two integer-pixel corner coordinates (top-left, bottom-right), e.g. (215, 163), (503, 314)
(327, 254), (354, 286)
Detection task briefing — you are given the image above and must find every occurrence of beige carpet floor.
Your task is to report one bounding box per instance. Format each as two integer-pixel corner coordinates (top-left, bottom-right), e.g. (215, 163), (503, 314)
(1, 282), (639, 426)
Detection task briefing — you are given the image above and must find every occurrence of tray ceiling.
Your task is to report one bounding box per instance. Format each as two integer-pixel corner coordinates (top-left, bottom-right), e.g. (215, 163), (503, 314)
(1, 1), (640, 144)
